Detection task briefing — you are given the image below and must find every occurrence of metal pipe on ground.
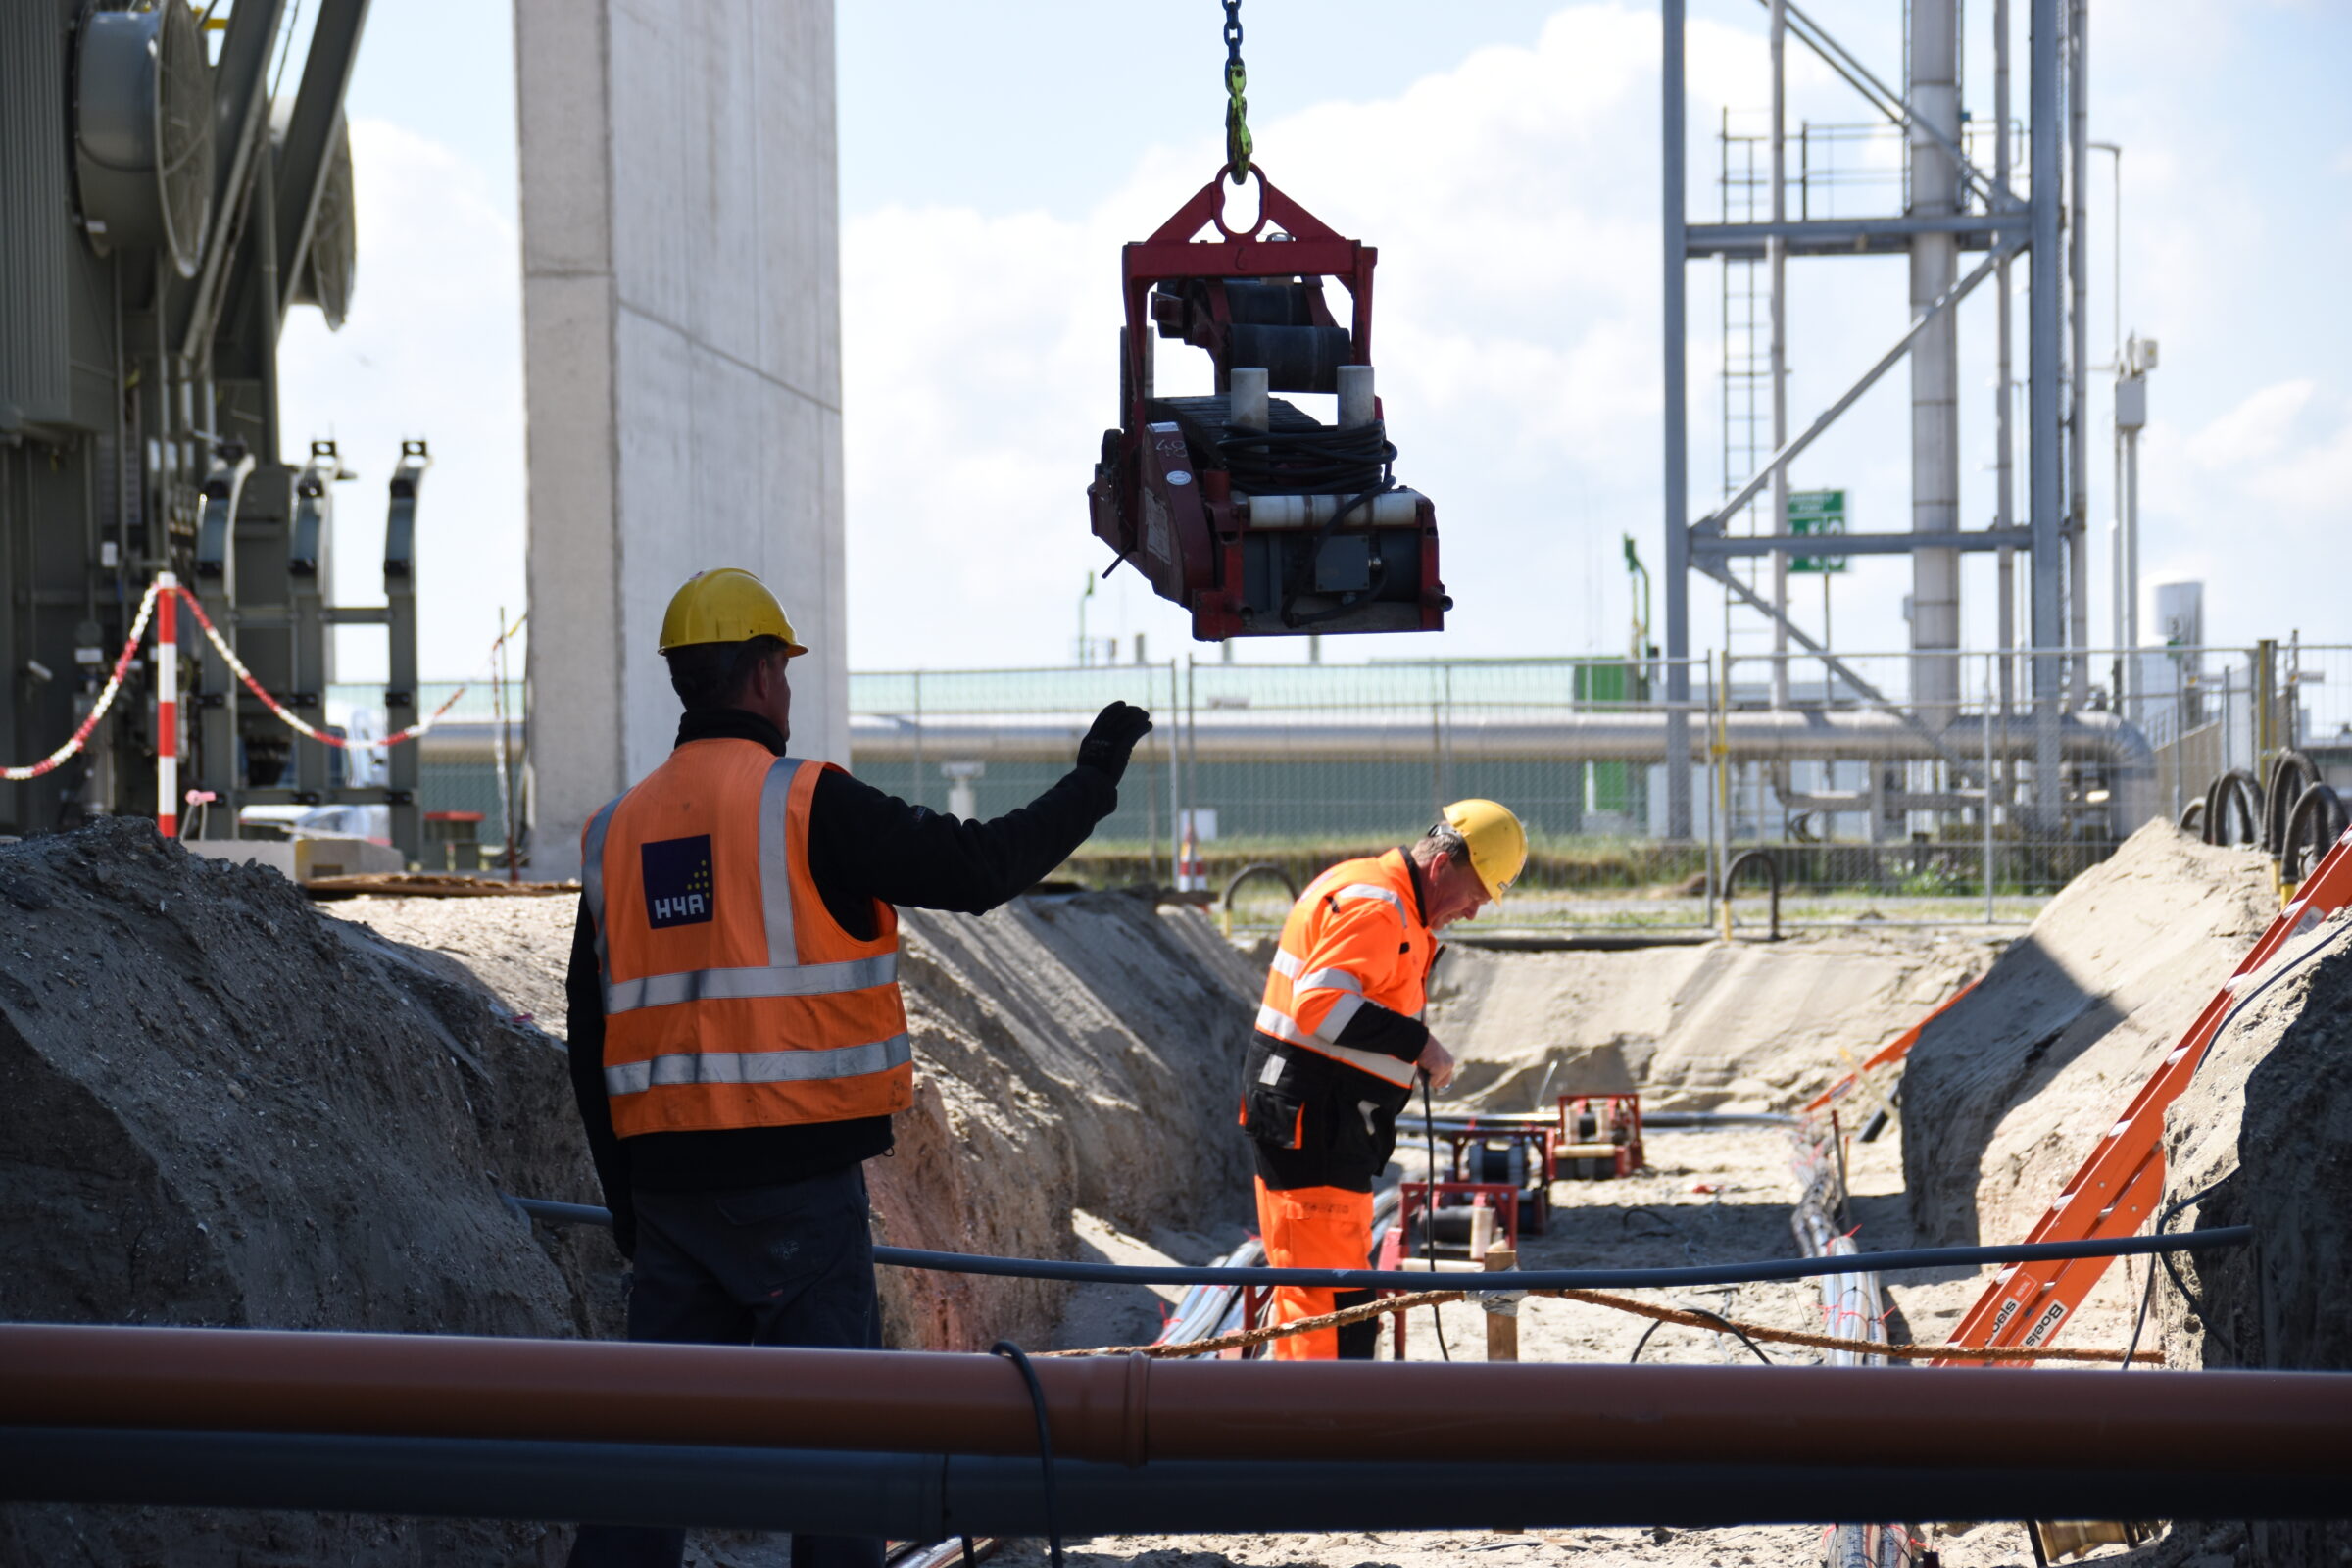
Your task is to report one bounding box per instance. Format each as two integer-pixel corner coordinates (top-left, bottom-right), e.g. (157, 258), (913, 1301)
(4, 1429), (2344, 1533)
(499, 1198), (2245, 1292)
(1398, 1112), (1801, 1132)
(4, 1327), (2346, 1477)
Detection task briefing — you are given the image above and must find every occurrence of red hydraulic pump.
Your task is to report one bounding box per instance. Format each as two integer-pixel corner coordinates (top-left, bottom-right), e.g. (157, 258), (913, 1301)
(1087, 166), (1447, 642)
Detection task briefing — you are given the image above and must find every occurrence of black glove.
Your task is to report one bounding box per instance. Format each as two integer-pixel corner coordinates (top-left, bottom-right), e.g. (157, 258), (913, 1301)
(610, 1200), (637, 1262)
(1076, 701), (1153, 784)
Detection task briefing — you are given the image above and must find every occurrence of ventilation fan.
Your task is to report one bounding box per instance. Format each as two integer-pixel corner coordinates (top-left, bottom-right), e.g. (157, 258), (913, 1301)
(273, 102), (356, 330)
(74, 1), (216, 277)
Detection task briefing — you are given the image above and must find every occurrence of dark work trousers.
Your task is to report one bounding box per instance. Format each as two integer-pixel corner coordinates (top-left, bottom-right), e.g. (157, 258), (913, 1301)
(567, 1164), (884, 1568)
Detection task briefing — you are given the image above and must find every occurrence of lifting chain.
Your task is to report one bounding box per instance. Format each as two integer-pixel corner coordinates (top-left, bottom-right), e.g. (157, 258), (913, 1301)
(1222, 0), (1252, 184)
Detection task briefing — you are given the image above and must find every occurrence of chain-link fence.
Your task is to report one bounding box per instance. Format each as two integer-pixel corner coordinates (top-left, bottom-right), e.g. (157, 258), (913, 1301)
(327, 643), (2344, 907)
(850, 644), (2351, 935)
(852, 658), (1720, 931)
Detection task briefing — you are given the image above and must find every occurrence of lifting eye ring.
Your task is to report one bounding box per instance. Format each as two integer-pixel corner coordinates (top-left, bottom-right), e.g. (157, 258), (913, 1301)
(1209, 164), (1270, 241)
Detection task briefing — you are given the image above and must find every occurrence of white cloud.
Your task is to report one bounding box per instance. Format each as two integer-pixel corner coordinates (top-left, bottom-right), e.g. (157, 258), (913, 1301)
(2180, 378), (2352, 518)
(2183, 378), (2316, 470)
(277, 118), (526, 681)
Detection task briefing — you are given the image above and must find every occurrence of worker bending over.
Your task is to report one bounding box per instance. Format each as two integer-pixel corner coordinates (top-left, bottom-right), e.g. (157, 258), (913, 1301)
(565, 568), (1151, 1568)
(1239, 801), (1527, 1359)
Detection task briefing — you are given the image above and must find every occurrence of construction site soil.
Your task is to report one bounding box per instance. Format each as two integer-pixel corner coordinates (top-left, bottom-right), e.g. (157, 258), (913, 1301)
(1, 817), (2342, 1566)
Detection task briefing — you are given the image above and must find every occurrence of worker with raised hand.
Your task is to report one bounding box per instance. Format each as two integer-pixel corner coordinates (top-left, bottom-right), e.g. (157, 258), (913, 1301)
(1239, 799), (1527, 1360)
(564, 567), (1151, 1568)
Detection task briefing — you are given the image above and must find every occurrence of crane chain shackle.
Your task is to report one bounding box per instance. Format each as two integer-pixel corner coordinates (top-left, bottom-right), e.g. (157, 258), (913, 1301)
(1223, 0), (1251, 184)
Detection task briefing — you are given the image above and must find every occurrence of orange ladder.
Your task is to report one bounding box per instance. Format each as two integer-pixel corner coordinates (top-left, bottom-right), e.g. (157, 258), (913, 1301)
(1936, 825), (2352, 1364)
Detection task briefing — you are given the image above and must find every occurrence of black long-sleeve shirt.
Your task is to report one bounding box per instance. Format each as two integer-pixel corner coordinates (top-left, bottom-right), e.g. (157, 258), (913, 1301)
(566, 707), (1118, 1234)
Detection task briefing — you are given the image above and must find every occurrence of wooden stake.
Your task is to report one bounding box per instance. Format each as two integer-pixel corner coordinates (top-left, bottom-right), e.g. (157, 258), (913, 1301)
(1484, 1242), (1518, 1364)
(1486, 1239), (1523, 1535)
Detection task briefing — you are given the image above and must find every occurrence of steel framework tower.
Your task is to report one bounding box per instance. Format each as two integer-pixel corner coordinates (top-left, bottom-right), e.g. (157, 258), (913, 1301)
(1660, 0), (2082, 837)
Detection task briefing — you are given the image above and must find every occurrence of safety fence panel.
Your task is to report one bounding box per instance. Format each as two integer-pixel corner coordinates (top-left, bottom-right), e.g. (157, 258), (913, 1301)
(849, 664), (1188, 881)
(851, 659), (1720, 932)
(1704, 646), (2352, 927)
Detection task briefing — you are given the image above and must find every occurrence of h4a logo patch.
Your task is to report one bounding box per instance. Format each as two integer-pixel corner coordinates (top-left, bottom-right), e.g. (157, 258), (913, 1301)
(642, 835), (715, 928)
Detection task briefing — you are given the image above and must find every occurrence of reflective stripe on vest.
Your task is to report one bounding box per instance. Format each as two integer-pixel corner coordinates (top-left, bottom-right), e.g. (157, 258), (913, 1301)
(605, 1032), (913, 1097)
(1252, 1002), (1416, 1086)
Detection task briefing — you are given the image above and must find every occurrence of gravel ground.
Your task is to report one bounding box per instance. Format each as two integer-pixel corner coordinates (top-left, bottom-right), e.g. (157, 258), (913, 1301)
(1006, 1120), (2155, 1568)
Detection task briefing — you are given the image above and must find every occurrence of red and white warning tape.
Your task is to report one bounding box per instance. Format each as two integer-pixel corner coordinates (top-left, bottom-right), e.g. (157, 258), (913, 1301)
(4, 575), (527, 837)
(171, 589), (525, 750)
(1, 579), (164, 782)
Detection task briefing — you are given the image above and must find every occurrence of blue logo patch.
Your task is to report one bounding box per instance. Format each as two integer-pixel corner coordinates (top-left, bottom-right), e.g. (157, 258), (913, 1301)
(641, 835), (715, 928)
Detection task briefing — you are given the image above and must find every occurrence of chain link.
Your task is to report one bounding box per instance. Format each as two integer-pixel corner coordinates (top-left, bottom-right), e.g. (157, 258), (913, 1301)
(1222, 0), (1251, 184)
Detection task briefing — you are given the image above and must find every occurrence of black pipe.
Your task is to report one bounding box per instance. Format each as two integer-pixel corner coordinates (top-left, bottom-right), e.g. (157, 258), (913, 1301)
(1219, 861), (1298, 915)
(1721, 848), (1782, 941)
(2283, 782), (2348, 883)
(503, 1199), (2242, 1292)
(2, 1430), (2343, 1532)
(1642, 1110), (1802, 1129)
(1396, 1110), (1796, 1134)
(2261, 751), (2321, 858)
(2204, 768), (2261, 848)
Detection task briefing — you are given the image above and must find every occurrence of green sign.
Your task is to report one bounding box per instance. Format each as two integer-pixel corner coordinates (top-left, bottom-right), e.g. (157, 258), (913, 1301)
(1788, 489), (1847, 574)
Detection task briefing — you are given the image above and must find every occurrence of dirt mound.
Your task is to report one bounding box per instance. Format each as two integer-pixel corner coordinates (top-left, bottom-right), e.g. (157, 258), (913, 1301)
(350, 887), (1261, 1353)
(811, 892), (1259, 1349)
(330, 892), (578, 1034)
(2154, 905), (2352, 1369)
(1899, 821), (2276, 1245)
(2146, 906), (2352, 1568)
(1426, 930), (1990, 1113)
(2, 829), (1259, 1563)
(0, 818), (606, 1565)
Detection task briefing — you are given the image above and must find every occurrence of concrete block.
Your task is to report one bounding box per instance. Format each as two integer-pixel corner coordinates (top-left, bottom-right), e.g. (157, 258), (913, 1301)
(187, 837), (405, 883)
(520, 0), (844, 881)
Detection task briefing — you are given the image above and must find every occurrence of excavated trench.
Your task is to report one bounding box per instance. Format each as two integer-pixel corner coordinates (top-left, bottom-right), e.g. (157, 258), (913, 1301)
(1, 816), (2344, 1568)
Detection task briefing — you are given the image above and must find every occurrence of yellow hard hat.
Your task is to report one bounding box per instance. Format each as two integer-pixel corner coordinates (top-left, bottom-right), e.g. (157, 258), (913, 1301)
(658, 567), (808, 656)
(1443, 798), (1528, 899)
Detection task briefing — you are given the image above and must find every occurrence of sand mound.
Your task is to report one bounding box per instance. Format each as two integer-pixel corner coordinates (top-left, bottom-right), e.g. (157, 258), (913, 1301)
(869, 893), (1258, 1349)
(2145, 906), (2352, 1568)
(1899, 822), (2276, 1246)
(1425, 930), (1990, 1113)
(2154, 905), (2352, 1372)
(330, 892), (577, 1033)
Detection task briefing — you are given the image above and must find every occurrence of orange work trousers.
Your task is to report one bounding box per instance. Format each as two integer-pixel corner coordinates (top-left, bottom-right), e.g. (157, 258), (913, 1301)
(1252, 1178), (1375, 1360)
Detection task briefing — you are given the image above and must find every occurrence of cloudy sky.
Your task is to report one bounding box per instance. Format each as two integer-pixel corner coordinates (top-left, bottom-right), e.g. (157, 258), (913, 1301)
(278, 0), (2350, 682)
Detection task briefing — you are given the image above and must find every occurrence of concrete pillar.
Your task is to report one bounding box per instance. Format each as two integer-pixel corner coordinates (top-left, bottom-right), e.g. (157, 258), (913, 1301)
(1908, 0), (1962, 728)
(516, 0), (847, 880)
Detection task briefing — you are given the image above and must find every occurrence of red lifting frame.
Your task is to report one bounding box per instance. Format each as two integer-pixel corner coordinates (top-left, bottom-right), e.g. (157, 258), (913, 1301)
(1107, 169), (1440, 641)
(1120, 168), (1377, 429)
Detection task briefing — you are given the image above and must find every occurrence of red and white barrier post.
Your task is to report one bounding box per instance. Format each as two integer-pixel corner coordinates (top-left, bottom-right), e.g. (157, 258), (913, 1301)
(155, 572), (178, 839)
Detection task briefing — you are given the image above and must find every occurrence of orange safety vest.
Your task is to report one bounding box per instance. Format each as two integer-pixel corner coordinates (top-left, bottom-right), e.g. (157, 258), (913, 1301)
(1255, 849), (1436, 1088)
(581, 739), (912, 1138)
